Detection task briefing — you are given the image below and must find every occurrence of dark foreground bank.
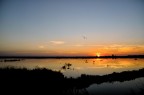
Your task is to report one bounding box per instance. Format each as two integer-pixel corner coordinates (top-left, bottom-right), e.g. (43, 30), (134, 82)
(0, 67), (144, 95)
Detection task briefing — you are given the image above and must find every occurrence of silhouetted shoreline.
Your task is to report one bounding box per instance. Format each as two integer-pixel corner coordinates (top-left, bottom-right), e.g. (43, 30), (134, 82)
(0, 67), (144, 95)
(0, 67), (144, 84)
(0, 55), (144, 59)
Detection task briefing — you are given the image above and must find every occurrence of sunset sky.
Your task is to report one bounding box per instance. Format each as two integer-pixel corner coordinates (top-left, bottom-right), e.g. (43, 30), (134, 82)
(0, 0), (144, 56)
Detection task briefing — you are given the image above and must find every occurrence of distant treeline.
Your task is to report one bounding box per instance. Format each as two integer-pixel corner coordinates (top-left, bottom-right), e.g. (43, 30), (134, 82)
(0, 55), (144, 59)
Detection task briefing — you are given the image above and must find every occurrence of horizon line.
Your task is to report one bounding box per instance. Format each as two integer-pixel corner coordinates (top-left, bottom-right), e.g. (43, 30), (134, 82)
(0, 55), (144, 58)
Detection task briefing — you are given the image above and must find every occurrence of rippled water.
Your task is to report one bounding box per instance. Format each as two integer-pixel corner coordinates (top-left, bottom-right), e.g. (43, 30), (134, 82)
(87, 77), (144, 95)
(0, 58), (144, 78)
(0, 58), (144, 95)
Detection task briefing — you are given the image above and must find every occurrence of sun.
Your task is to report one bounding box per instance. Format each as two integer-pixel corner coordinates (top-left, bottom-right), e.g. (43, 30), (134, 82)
(96, 53), (101, 57)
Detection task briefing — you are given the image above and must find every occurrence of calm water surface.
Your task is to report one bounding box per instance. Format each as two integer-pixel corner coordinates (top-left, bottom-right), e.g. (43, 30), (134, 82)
(0, 58), (144, 95)
(0, 58), (144, 78)
(87, 77), (144, 95)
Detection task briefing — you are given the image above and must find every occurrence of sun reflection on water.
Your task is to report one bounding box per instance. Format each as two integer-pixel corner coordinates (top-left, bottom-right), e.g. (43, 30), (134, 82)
(0, 58), (144, 78)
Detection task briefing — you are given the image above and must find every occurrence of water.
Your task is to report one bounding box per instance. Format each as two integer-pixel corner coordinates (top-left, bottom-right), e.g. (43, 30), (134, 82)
(87, 77), (144, 95)
(0, 58), (144, 95)
(0, 58), (144, 78)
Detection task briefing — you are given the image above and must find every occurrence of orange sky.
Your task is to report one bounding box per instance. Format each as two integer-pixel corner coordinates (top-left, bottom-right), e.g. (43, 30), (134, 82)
(0, 0), (144, 56)
(0, 42), (144, 56)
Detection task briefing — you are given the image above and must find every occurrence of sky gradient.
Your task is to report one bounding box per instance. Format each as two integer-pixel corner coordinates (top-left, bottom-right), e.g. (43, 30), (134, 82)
(0, 0), (144, 56)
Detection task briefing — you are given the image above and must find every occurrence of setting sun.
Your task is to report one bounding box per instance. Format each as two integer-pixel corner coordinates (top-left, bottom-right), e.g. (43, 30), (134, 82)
(96, 53), (101, 57)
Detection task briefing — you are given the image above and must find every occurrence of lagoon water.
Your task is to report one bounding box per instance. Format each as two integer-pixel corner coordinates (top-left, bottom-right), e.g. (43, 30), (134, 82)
(0, 58), (144, 95)
(86, 77), (144, 95)
(0, 58), (144, 78)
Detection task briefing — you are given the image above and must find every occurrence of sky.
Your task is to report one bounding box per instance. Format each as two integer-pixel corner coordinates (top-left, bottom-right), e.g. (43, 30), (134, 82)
(0, 0), (144, 56)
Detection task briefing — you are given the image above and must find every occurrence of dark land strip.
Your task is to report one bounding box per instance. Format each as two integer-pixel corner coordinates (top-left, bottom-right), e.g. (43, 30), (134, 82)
(0, 55), (144, 59)
(0, 67), (144, 95)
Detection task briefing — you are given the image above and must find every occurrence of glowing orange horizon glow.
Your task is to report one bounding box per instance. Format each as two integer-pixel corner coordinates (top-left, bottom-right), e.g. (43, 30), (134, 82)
(0, 44), (144, 56)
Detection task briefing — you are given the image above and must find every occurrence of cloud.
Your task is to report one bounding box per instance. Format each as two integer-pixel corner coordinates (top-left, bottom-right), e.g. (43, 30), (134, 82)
(38, 45), (45, 49)
(50, 41), (65, 45)
(72, 44), (84, 47)
(71, 44), (104, 47)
